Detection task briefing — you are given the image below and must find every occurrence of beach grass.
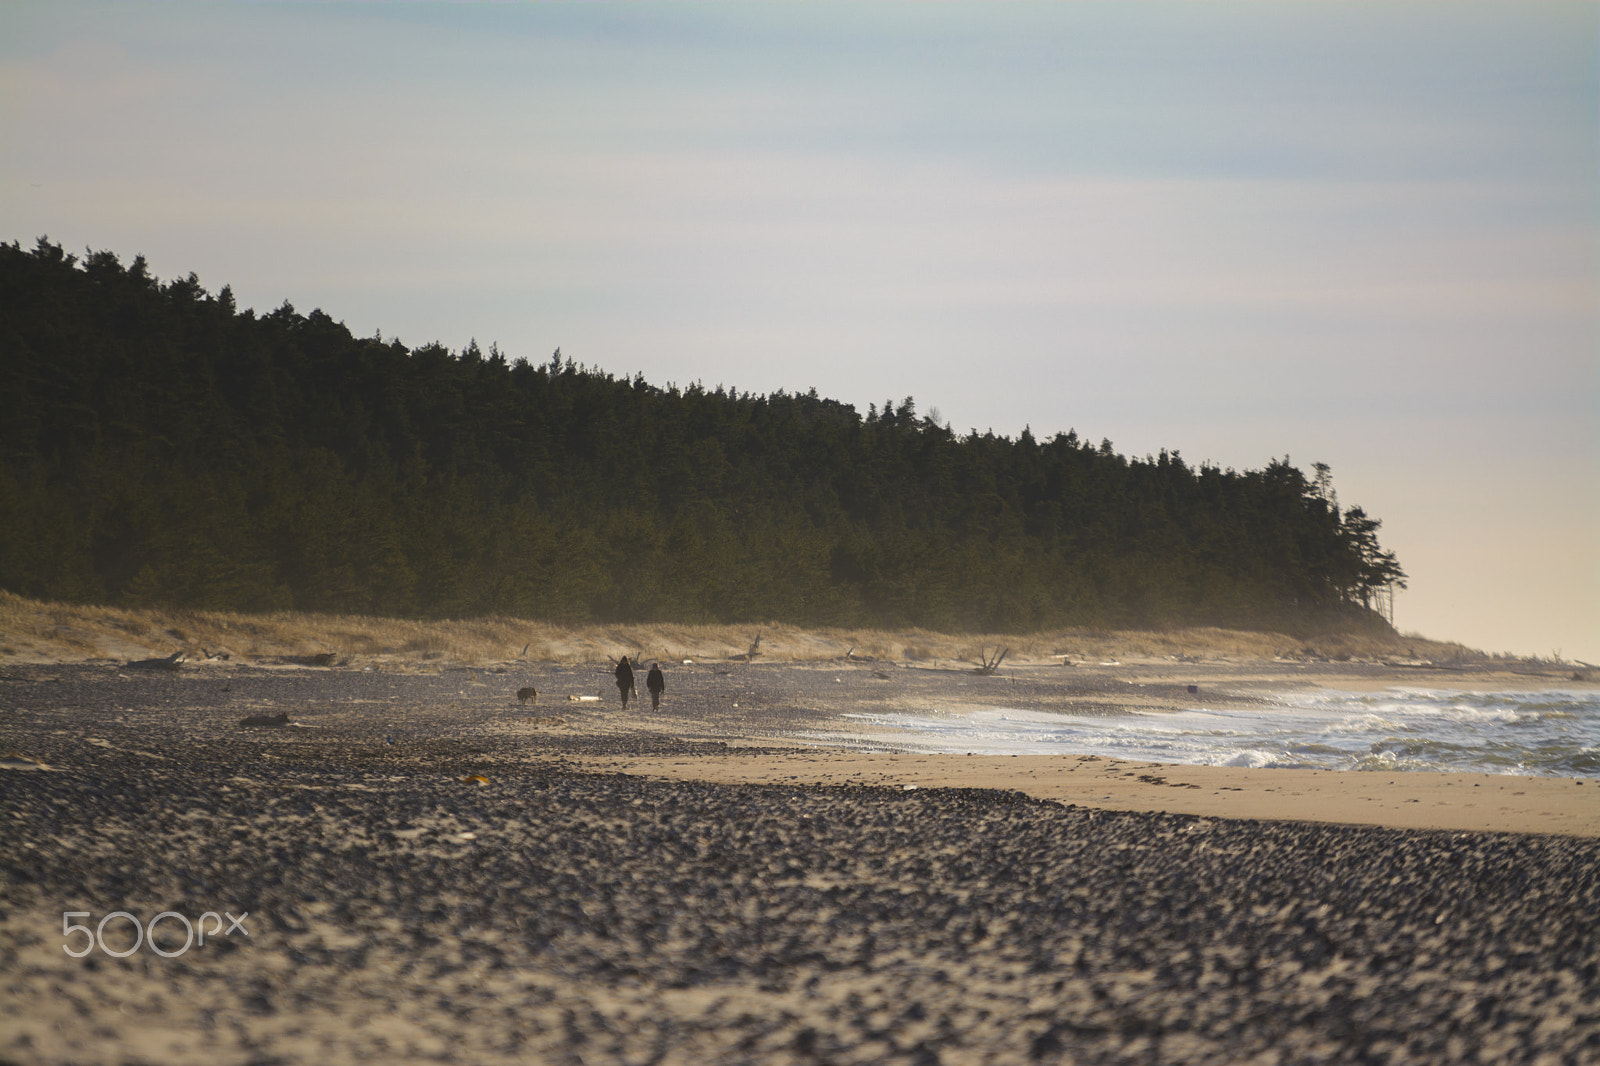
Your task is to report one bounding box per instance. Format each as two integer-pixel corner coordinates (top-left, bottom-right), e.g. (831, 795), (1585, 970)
(0, 589), (1497, 668)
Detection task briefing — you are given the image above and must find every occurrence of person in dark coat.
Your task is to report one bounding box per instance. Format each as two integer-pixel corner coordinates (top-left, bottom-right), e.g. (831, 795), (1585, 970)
(614, 656), (635, 708)
(646, 662), (665, 710)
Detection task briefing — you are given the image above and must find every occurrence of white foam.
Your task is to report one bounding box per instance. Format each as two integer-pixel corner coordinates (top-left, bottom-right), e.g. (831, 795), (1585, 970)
(810, 688), (1600, 777)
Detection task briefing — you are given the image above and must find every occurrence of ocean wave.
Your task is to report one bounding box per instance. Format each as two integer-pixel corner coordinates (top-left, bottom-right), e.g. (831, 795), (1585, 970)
(820, 687), (1600, 778)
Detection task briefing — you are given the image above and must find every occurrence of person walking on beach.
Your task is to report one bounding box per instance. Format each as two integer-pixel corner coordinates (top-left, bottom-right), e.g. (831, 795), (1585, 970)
(614, 656), (636, 709)
(646, 662), (665, 711)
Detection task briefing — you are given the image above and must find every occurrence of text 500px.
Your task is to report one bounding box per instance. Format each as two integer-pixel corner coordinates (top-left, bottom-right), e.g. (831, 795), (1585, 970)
(62, 911), (249, 957)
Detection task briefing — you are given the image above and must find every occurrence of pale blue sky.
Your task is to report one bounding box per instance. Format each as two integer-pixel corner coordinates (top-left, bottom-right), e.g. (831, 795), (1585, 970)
(3, 2), (1596, 659)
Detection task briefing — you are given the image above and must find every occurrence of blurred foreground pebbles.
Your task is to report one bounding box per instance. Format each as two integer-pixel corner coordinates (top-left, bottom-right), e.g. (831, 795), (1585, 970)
(0, 662), (1596, 1065)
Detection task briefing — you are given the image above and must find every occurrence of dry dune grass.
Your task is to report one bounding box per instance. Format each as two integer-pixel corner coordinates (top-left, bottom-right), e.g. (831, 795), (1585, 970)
(0, 589), (1487, 668)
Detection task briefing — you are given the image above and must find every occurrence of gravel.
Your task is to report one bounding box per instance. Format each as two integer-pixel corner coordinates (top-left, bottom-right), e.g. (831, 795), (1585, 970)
(2, 663), (1597, 1064)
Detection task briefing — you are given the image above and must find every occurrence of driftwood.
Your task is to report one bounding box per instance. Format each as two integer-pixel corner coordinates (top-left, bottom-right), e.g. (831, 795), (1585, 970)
(973, 647), (1009, 675)
(127, 651), (183, 671)
(240, 712), (291, 728)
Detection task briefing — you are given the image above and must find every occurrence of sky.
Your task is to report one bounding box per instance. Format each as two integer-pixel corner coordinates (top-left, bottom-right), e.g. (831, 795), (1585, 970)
(3, 2), (1596, 661)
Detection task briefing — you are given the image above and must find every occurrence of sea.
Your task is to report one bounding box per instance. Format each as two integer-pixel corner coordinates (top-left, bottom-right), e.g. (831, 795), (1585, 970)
(812, 687), (1600, 779)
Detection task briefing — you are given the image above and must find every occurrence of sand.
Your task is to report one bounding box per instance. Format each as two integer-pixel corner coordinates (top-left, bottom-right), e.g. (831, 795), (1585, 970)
(578, 751), (1599, 837)
(2, 654), (1598, 1064)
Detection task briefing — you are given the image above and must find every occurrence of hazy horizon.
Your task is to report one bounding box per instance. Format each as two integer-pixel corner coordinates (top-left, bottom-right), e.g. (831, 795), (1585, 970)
(3, 2), (1595, 660)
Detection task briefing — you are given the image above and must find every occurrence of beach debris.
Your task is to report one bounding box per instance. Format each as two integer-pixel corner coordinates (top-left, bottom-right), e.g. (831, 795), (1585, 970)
(239, 712), (291, 728)
(1187, 684), (1199, 694)
(873, 670), (891, 680)
(456, 832), (478, 840)
(460, 775), (490, 786)
(127, 651), (184, 671)
(1, 752), (52, 770)
(517, 686), (538, 703)
(568, 694), (601, 702)
(973, 647), (1009, 675)
(732, 631), (763, 661)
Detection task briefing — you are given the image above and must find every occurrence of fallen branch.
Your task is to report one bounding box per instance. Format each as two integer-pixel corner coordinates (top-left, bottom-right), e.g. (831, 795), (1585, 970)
(973, 647), (1009, 675)
(733, 631), (763, 662)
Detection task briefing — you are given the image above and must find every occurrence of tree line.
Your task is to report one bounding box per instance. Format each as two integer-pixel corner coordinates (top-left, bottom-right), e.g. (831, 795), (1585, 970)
(0, 239), (1405, 634)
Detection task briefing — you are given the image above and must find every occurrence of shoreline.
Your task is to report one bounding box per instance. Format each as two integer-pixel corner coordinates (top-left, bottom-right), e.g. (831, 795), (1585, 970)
(613, 665), (1599, 836)
(3, 655), (1595, 837)
(574, 750), (1599, 837)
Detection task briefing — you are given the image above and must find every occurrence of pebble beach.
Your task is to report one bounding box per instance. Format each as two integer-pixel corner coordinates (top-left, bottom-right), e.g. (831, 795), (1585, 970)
(2, 656), (1598, 1064)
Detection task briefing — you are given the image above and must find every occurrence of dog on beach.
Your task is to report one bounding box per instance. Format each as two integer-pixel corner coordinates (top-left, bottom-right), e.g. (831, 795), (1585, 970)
(517, 686), (538, 703)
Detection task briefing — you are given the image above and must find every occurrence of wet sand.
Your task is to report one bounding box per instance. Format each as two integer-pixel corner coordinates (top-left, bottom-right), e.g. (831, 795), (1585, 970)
(580, 751), (1599, 837)
(2, 657), (1598, 1064)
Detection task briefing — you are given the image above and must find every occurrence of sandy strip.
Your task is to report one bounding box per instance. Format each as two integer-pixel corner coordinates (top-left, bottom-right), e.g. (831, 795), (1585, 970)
(576, 750), (1600, 836)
